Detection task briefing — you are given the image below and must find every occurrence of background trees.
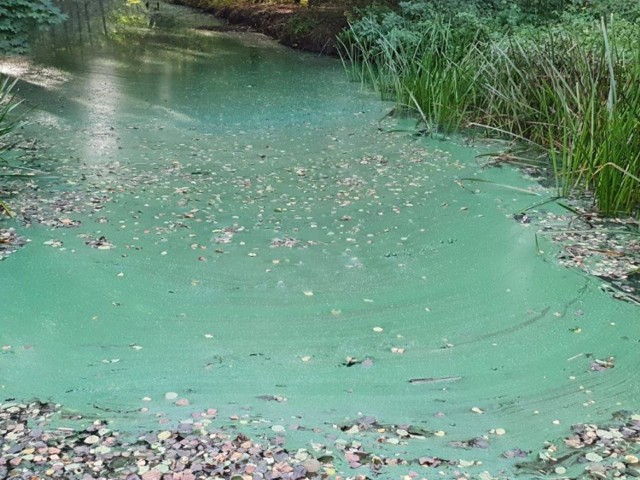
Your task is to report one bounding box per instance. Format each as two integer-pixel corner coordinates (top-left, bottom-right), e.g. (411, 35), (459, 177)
(0, 0), (65, 53)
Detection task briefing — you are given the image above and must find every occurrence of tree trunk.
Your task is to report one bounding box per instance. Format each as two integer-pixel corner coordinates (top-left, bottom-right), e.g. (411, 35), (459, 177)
(98, 0), (108, 38)
(84, 1), (93, 43)
(76, 4), (83, 43)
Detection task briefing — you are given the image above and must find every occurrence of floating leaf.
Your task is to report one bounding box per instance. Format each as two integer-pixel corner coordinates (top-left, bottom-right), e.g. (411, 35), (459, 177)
(164, 392), (178, 401)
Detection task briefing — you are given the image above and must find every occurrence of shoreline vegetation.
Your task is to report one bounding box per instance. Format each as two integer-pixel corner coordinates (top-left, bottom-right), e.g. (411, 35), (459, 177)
(336, 0), (640, 218)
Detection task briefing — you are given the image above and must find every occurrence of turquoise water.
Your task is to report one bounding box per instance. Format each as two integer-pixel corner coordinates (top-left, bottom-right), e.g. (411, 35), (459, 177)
(1, 8), (638, 478)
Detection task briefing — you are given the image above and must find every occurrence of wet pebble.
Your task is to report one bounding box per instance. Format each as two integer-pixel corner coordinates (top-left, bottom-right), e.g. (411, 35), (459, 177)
(0, 401), (334, 480)
(530, 412), (640, 478)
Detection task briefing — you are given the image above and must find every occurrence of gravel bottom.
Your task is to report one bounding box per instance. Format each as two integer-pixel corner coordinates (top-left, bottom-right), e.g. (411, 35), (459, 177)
(519, 411), (640, 478)
(0, 401), (492, 480)
(0, 401), (331, 480)
(3, 401), (640, 480)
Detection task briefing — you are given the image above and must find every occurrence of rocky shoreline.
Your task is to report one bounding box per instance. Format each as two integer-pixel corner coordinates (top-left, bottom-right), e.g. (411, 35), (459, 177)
(0, 401), (329, 480)
(2, 401), (640, 479)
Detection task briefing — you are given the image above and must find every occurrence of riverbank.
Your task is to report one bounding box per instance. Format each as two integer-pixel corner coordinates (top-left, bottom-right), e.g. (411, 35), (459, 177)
(171, 0), (348, 54)
(3, 401), (640, 479)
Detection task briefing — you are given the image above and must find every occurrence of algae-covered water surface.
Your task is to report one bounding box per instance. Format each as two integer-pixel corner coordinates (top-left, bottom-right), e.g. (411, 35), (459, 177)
(1, 7), (638, 479)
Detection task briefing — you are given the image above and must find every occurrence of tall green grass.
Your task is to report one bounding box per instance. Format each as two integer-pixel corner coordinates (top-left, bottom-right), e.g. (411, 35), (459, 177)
(339, 14), (640, 216)
(0, 75), (23, 218)
(0, 76), (21, 152)
(476, 21), (640, 215)
(339, 17), (482, 131)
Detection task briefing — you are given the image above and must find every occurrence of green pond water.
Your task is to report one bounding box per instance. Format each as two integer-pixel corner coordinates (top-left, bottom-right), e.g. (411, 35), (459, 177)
(1, 7), (638, 478)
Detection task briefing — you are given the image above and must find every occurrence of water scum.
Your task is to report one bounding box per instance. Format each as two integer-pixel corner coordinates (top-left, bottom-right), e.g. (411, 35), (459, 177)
(0, 4), (638, 479)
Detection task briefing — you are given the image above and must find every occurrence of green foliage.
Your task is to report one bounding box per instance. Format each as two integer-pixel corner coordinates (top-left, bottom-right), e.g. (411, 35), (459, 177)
(284, 14), (315, 36)
(340, 18), (482, 130)
(0, 76), (22, 155)
(565, 0), (640, 22)
(172, 0), (233, 10)
(341, 0), (640, 216)
(477, 25), (640, 214)
(0, 76), (23, 218)
(0, 0), (65, 53)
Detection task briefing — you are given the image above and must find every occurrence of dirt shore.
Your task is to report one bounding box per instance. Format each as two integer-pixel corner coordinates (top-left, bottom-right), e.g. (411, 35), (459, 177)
(171, 0), (348, 54)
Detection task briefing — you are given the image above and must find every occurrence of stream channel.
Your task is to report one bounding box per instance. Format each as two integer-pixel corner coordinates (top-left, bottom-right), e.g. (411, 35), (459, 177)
(1, 4), (638, 479)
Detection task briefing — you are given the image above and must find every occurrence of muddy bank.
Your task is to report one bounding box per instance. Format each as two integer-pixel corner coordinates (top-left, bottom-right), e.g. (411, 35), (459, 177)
(171, 1), (348, 54)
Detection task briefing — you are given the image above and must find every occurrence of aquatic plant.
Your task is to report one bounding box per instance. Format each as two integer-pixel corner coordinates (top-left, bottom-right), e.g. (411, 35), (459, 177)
(0, 75), (22, 218)
(0, 75), (21, 153)
(340, 6), (640, 216)
(339, 17), (484, 131)
(473, 19), (640, 215)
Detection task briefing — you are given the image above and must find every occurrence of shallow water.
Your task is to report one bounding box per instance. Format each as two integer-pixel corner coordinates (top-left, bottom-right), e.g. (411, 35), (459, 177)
(1, 8), (638, 478)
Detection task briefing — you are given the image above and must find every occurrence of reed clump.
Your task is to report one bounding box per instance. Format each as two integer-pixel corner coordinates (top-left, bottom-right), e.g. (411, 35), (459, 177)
(0, 76), (21, 153)
(0, 75), (23, 217)
(339, 2), (640, 216)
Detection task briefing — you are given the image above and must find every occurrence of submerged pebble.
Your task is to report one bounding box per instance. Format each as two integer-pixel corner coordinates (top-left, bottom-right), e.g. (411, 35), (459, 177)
(526, 412), (640, 478)
(0, 401), (330, 479)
